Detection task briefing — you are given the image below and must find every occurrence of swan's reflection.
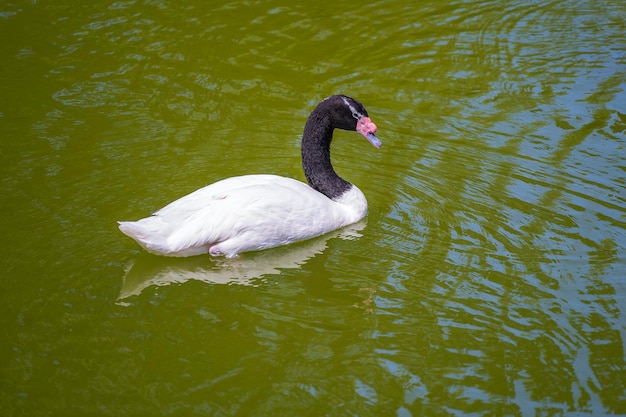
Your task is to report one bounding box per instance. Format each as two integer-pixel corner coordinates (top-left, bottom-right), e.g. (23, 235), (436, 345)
(119, 221), (366, 299)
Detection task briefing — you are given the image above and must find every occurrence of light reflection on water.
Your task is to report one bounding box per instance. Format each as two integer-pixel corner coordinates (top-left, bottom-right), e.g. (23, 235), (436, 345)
(365, 1), (625, 414)
(1, 0), (625, 415)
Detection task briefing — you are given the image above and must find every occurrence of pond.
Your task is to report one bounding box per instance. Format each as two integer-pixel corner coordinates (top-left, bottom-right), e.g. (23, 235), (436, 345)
(1, 0), (625, 415)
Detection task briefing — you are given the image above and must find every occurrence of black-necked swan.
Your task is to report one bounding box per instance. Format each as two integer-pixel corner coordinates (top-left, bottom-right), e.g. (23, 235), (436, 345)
(118, 95), (380, 257)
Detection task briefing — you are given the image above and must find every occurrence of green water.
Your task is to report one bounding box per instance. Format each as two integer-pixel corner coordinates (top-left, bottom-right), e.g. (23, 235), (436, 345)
(2, 0), (625, 415)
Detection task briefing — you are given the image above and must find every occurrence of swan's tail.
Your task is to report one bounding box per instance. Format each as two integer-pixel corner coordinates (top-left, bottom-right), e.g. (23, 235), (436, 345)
(118, 218), (213, 257)
(118, 218), (172, 255)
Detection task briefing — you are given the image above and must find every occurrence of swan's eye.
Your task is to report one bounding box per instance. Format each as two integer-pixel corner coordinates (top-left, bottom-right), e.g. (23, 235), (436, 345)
(341, 96), (365, 120)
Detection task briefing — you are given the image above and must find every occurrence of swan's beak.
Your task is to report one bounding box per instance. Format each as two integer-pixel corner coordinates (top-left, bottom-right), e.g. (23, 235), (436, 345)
(364, 132), (381, 148)
(356, 117), (381, 148)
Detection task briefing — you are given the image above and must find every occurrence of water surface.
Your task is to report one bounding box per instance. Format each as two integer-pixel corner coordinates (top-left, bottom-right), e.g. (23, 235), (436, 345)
(1, 0), (625, 415)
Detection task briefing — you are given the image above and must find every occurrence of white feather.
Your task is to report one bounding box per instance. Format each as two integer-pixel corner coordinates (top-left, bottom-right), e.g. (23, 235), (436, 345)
(118, 174), (367, 257)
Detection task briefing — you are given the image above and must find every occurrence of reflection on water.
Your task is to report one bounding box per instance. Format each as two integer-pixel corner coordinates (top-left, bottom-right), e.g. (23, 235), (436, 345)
(119, 222), (366, 299)
(1, 0), (625, 415)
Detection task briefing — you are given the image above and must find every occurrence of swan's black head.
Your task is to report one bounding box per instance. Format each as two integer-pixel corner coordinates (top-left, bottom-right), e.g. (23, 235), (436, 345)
(319, 95), (381, 148)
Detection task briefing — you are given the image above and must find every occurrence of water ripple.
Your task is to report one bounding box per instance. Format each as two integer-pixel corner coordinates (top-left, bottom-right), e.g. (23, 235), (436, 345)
(3, 0), (625, 415)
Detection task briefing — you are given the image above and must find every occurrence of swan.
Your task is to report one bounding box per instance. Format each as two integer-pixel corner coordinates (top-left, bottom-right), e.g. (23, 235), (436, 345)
(118, 94), (380, 257)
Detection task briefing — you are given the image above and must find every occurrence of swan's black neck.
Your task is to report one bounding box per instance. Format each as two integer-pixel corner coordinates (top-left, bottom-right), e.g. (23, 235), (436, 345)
(301, 105), (352, 200)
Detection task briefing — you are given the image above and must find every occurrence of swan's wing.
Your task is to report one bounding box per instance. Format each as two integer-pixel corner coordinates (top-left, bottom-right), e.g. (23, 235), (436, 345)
(160, 176), (337, 254)
(154, 174), (284, 217)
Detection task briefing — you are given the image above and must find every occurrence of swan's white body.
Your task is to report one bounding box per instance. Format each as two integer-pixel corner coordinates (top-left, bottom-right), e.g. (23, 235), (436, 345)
(119, 174), (368, 257)
(119, 95), (379, 257)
